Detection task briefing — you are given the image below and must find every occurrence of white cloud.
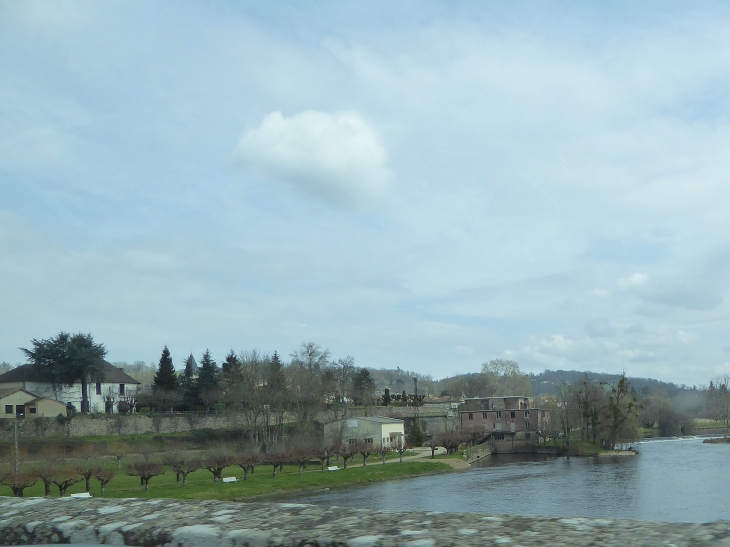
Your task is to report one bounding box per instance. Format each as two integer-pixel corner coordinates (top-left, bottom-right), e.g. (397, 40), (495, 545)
(235, 110), (392, 207)
(591, 288), (610, 298)
(618, 272), (649, 289)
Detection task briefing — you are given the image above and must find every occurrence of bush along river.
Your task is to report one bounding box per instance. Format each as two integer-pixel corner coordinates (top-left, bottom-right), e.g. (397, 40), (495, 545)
(290, 437), (730, 522)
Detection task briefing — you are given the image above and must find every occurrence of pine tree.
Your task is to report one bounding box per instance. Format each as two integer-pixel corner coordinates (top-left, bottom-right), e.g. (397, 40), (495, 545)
(153, 346), (177, 391)
(197, 349), (219, 391)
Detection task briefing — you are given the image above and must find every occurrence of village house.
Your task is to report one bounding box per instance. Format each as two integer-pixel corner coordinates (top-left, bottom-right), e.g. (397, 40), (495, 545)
(324, 416), (405, 448)
(0, 361), (141, 414)
(460, 396), (550, 452)
(0, 387), (67, 418)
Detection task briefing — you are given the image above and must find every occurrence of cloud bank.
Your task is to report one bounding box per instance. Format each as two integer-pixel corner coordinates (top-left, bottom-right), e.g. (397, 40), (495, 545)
(235, 110), (392, 207)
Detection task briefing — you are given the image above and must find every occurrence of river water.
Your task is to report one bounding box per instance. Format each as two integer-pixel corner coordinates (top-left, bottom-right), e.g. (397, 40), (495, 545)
(291, 437), (730, 522)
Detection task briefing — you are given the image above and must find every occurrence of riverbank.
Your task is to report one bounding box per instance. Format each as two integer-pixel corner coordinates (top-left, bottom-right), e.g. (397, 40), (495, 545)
(0, 453), (456, 501)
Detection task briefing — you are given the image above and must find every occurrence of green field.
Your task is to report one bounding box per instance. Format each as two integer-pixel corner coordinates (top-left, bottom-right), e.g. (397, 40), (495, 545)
(0, 458), (451, 501)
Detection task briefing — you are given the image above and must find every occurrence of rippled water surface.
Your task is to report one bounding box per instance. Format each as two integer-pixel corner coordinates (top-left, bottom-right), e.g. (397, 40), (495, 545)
(291, 437), (730, 522)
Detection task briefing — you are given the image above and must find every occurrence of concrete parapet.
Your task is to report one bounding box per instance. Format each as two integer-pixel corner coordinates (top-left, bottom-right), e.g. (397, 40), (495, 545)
(1, 497), (729, 546)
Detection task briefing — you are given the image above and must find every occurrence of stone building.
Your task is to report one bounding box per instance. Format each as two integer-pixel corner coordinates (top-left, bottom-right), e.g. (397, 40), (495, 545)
(460, 396), (550, 452)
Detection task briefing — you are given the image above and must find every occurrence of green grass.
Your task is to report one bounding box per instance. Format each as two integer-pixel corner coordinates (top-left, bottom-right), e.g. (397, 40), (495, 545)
(0, 460), (451, 501)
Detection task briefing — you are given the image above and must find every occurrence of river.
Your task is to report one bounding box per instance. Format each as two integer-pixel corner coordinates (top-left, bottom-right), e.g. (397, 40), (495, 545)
(291, 437), (730, 522)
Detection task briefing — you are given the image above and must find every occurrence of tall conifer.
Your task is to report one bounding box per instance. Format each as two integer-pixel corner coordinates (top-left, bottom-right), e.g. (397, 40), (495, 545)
(153, 345), (177, 391)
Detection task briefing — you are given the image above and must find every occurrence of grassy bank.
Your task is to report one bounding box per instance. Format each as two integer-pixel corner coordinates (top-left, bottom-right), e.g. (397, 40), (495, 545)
(0, 459), (452, 501)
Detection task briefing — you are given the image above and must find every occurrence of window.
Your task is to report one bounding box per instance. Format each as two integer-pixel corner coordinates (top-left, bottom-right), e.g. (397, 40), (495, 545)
(525, 432), (531, 439)
(365, 438), (373, 444)
(468, 413), (473, 420)
(510, 411), (516, 418)
(29, 407), (37, 414)
(493, 433), (505, 441)
(96, 383), (102, 395)
(15, 405), (24, 415)
(4, 405), (12, 414)
(119, 383), (125, 396)
(524, 410), (530, 418)
(348, 438), (357, 445)
(526, 421), (530, 429)
(482, 412), (487, 419)
(496, 412), (501, 419)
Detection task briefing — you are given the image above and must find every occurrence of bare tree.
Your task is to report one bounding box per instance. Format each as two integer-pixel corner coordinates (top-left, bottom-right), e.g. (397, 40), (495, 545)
(127, 460), (164, 493)
(378, 443), (391, 464)
(1, 470), (37, 497)
(394, 436), (410, 462)
(168, 456), (200, 488)
(336, 442), (357, 469)
(106, 441), (130, 471)
(201, 448), (235, 484)
(93, 468), (116, 497)
(233, 445), (260, 481)
(425, 437), (439, 458)
(265, 447), (290, 478)
(355, 440), (374, 467)
(52, 467), (82, 497)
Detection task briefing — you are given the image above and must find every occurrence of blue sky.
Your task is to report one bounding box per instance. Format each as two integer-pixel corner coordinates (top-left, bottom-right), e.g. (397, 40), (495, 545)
(2, 1), (730, 385)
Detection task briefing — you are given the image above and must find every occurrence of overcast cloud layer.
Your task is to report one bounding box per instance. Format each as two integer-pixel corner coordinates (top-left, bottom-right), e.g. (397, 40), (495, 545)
(1, 1), (729, 385)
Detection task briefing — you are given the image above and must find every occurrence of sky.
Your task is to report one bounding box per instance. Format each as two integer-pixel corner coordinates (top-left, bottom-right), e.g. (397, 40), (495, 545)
(1, 1), (730, 386)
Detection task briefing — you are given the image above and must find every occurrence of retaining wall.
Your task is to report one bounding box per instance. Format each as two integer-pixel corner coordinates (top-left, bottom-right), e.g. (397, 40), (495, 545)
(1, 497), (729, 546)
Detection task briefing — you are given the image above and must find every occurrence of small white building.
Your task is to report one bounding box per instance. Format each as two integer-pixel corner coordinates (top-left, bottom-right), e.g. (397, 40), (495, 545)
(324, 416), (405, 448)
(0, 361), (140, 414)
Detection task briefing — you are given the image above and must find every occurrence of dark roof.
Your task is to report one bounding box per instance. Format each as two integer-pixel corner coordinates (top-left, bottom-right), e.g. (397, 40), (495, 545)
(0, 361), (140, 385)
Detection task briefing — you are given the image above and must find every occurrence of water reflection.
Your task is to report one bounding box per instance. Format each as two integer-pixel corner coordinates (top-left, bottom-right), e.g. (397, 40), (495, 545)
(290, 437), (730, 522)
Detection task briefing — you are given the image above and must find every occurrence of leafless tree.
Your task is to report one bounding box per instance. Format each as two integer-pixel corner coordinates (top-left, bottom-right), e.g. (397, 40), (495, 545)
(201, 448), (235, 484)
(233, 446), (260, 480)
(354, 440), (374, 467)
(424, 437), (439, 458)
(93, 468), (116, 497)
(435, 432), (464, 455)
(336, 442), (357, 469)
(265, 446), (290, 478)
(76, 443), (100, 492)
(106, 441), (130, 471)
(378, 443), (391, 464)
(0, 470), (37, 497)
(52, 467), (82, 497)
(127, 460), (164, 493)
(394, 436), (410, 462)
(169, 456), (200, 488)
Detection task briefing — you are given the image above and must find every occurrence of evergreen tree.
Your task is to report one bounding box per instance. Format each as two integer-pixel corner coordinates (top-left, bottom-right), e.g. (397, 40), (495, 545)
(351, 368), (376, 406)
(21, 332), (107, 414)
(197, 349), (220, 391)
(153, 345), (177, 391)
(196, 349), (220, 412)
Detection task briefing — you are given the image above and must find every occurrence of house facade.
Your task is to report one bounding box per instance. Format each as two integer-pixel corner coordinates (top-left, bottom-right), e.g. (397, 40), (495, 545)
(0, 388), (68, 418)
(324, 416), (405, 448)
(0, 361), (141, 414)
(460, 396), (550, 452)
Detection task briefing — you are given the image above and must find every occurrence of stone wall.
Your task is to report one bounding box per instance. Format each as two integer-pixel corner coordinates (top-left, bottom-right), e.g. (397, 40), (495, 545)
(0, 406), (459, 442)
(1, 497), (729, 546)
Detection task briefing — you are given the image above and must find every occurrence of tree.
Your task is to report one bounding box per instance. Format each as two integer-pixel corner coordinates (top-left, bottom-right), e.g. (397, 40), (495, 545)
(481, 359), (532, 397)
(289, 342), (330, 423)
(106, 441), (129, 471)
(351, 368), (376, 406)
(407, 421), (425, 447)
(378, 443), (391, 464)
(153, 345), (178, 392)
(196, 349), (220, 412)
(93, 469), (116, 497)
(0, 471), (37, 497)
(201, 448), (234, 484)
(21, 332), (107, 413)
(263, 351), (288, 445)
(127, 460), (164, 493)
(52, 468), (82, 496)
(601, 374), (639, 449)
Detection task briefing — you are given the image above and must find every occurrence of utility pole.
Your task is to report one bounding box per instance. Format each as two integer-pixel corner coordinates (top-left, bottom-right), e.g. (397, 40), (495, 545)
(413, 377), (419, 421)
(14, 418), (19, 475)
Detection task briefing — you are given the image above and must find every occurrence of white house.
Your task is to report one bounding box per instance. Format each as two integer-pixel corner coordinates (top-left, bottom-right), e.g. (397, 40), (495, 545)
(0, 361), (141, 414)
(324, 416), (405, 448)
